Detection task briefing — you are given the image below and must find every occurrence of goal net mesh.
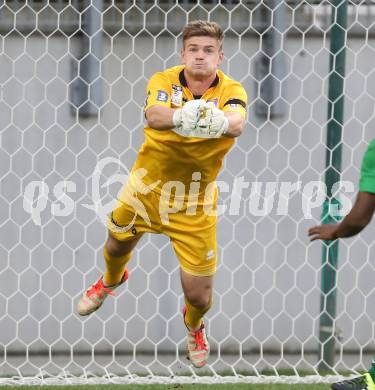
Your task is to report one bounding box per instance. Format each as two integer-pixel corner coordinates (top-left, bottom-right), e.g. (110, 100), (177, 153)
(1, 0), (375, 385)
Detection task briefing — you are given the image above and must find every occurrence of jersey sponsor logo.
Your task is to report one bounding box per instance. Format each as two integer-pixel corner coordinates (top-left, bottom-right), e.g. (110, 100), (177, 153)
(206, 249), (215, 261)
(156, 90), (168, 102)
(171, 84), (183, 107)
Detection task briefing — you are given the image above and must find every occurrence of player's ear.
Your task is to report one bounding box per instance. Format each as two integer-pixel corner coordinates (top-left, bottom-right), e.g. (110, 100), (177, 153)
(217, 50), (224, 65)
(180, 48), (186, 64)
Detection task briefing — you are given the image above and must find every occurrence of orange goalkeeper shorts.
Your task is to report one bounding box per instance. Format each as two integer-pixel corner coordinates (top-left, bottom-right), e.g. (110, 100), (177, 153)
(108, 180), (218, 277)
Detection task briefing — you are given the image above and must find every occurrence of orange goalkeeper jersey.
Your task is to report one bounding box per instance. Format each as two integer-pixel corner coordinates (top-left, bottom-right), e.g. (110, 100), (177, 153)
(132, 65), (247, 199)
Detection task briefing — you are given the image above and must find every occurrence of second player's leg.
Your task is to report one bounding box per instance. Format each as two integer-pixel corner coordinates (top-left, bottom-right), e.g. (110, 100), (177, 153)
(180, 269), (213, 331)
(180, 269), (213, 368)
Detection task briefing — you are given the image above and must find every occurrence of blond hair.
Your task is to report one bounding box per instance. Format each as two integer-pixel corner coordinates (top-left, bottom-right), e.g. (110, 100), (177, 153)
(182, 20), (224, 50)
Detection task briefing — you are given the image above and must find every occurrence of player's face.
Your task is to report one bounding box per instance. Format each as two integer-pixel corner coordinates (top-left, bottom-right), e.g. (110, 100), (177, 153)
(181, 36), (223, 79)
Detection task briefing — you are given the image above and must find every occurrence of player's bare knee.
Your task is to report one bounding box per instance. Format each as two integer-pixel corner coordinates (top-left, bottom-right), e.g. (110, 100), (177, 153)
(185, 292), (211, 309)
(105, 234), (136, 257)
(105, 238), (123, 257)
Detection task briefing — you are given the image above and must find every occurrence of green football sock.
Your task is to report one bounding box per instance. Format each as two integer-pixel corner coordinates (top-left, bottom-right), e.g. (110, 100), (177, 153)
(368, 358), (375, 382)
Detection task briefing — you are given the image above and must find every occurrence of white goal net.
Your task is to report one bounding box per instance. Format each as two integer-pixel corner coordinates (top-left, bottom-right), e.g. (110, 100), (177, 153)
(1, 0), (375, 385)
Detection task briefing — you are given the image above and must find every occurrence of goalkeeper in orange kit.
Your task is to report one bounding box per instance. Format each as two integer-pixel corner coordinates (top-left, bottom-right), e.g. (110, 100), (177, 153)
(76, 20), (247, 368)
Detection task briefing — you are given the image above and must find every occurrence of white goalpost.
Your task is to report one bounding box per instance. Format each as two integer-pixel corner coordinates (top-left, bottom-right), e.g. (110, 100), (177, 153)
(1, 0), (375, 385)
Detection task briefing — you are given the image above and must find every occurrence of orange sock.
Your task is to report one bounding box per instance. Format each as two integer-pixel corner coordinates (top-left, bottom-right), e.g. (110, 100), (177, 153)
(103, 246), (132, 286)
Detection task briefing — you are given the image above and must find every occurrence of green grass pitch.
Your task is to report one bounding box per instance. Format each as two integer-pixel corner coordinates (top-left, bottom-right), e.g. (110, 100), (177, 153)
(0, 384), (331, 390)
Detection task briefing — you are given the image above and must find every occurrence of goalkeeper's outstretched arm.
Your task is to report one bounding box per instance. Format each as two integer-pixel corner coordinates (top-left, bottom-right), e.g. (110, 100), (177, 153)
(308, 191), (375, 241)
(223, 112), (246, 138)
(146, 99), (206, 132)
(146, 101), (245, 138)
(145, 105), (176, 130)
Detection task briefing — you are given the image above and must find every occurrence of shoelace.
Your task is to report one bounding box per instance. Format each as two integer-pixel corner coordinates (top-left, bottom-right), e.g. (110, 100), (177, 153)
(193, 328), (208, 351)
(87, 279), (115, 298)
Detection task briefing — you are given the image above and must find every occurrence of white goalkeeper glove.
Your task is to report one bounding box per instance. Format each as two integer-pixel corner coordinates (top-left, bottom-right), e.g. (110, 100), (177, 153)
(172, 99), (207, 137)
(193, 103), (229, 138)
